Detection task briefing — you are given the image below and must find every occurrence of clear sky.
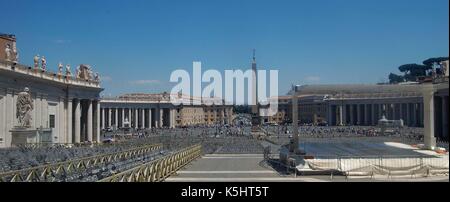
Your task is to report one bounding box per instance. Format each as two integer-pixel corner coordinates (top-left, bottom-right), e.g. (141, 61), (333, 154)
(2, 0), (448, 96)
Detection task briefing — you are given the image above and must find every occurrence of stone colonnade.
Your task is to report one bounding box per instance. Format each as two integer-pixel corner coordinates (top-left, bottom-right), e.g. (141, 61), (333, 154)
(328, 98), (424, 127)
(70, 98), (101, 143)
(100, 106), (176, 129)
(423, 87), (449, 149)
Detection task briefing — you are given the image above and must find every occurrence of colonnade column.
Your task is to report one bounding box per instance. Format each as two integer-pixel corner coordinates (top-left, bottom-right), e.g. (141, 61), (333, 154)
(349, 104), (354, 125)
(121, 108), (125, 128)
(419, 103), (424, 127)
(115, 108), (119, 129)
(74, 99), (81, 143)
(134, 108), (138, 129)
(356, 105), (361, 125)
(371, 104), (376, 125)
(108, 108), (112, 128)
(141, 108), (145, 129)
(338, 105), (343, 126)
(173, 108), (177, 128)
(442, 96), (448, 140)
(159, 108), (163, 127)
(423, 90), (436, 150)
(95, 101), (100, 143)
(384, 103), (388, 118)
(399, 103), (403, 123)
(87, 100), (93, 142)
(342, 105), (347, 125)
(148, 109), (152, 129)
(327, 105), (333, 126)
(412, 104), (417, 127)
(169, 109), (173, 128)
(67, 99), (73, 144)
(406, 103), (411, 126)
(381, 104), (385, 120)
(392, 104), (397, 120)
(154, 108), (159, 128)
(101, 108), (105, 129)
(128, 108), (132, 123)
(364, 104), (369, 125)
(66, 98), (72, 144)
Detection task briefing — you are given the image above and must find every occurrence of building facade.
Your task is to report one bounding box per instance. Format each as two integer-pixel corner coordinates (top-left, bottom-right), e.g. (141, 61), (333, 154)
(269, 79), (448, 141)
(100, 93), (234, 129)
(0, 60), (103, 148)
(278, 84), (427, 126)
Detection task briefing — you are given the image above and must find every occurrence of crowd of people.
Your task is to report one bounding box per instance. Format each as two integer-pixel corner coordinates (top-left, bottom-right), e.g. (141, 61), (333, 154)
(263, 125), (426, 139)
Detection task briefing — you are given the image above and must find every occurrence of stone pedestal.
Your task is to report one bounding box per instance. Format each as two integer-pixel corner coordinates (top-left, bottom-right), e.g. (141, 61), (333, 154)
(10, 127), (38, 146)
(10, 127), (53, 146)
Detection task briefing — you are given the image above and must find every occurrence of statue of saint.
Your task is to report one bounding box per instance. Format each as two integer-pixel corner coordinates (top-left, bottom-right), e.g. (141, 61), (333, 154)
(94, 72), (100, 81)
(16, 87), (34, 128)
(34, 55), (40, 69)
(5, 44), (11, 61)
(88, 68), (94, 80)
(76, 66), (81, 79)
(58, 62), (63, 75)
(66, 64), (72, 77)
(41, 56), (47, 71)
(12, 43), (18, 62)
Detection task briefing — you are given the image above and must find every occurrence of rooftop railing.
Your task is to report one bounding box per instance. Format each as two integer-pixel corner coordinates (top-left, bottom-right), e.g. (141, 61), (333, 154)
(0, 60), (101, 88)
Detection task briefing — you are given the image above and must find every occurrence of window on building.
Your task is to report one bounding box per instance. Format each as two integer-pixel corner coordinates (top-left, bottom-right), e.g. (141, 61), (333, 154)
(49, 115), (55, 128)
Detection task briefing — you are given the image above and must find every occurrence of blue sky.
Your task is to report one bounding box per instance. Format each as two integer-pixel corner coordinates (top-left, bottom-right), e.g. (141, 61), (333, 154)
(2, 0), (448, 96)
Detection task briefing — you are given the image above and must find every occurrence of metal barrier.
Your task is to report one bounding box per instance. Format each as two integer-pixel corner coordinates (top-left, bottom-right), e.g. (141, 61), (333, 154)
(295, 155), (449, 179)
(0, 144), (162, 182)
(98, 144), (202, 182)
(16, 142), (103, 149)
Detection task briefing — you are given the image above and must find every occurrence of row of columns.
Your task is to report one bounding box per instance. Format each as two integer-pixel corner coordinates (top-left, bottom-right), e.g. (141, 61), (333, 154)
(427, 94), (449, 144)
(70, 99), (101, 143)
(293, 86), (448, 151)
(330, 102), (424, 127)
(204, 108), (229, 125)
(100, 107), (176, 129)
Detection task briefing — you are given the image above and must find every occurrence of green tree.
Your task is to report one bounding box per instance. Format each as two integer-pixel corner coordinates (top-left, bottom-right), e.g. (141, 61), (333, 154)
(388, 73), (404, 84)
(398, 64), (431, 82)
(423, 57), (449, 68)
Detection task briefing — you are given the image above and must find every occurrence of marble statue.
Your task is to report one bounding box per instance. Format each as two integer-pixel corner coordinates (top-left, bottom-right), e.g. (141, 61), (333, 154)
(34, 55), (40, 69)
(66, 64), (72, 76)
(16, 87), (34, 128)
(12, 43), (18, 62)
(76, 66), (81, 79)
(58, 62), (63, 75)
(94, 72), (100, 81)
(41, 56), (47, 71)
(88, 68), (94, 80)
(77, 64), (94, 80)
(5, 44), (11, 61)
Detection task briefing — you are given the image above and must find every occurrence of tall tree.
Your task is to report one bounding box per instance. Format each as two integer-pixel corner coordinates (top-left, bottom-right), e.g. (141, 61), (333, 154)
(398, 64), (431, 82)
(423, 57), (449, 68)
(388, 73), (404, 84)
